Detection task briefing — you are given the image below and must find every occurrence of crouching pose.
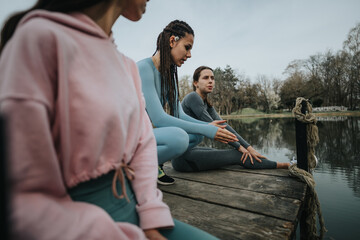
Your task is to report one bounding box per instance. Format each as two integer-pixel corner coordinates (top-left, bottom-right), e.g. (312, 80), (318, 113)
(137, 20), (238, 185)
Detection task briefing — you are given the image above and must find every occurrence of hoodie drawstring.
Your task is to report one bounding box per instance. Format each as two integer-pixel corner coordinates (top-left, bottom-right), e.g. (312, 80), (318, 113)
(112, 163), (135, 203)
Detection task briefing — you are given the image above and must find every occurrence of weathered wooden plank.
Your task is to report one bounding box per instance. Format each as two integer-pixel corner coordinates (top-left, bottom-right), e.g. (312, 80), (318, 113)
(163, 192), (295, 240)
(163, 166), (306, 200)
(159, 178), (302, 221)
(220, 165), (291, 177)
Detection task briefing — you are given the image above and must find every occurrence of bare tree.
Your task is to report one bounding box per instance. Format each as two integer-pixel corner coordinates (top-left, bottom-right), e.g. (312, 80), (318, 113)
(257, 75), (280, 113)
(280, 62), (307, 110)
(211, 66), (239, 115)
(343, 22), (360, 109)
(178, 75), (192, 101)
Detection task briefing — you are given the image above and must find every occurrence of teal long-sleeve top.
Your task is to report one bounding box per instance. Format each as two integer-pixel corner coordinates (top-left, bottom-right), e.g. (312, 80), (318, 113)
(137, 58), (218, 139)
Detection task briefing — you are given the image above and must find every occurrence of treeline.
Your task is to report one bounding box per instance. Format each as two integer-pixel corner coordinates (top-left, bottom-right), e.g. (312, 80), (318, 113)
(179, 22), (360, 114)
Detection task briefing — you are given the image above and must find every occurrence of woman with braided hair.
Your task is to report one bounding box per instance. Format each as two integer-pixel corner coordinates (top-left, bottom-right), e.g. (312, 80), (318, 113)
(137, 20), (239, 185)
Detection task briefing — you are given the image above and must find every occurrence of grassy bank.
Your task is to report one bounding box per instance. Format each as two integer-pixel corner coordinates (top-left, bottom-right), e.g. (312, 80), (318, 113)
(221, 109), (360, 119)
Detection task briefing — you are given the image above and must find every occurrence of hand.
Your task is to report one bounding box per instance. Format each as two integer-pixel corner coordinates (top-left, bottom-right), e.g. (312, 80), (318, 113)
(247, 146), (267, 162)
(209, 120), (227, 129)
(213, 127), (238, 143)
(209, 120), (238, 143)
(238, 145), (254, 164)
(144, 229), (167, 240)
(238, 146), (266, 165)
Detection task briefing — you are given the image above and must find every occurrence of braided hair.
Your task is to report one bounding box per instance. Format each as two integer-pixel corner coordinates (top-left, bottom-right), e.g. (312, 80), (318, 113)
(153, 20), (194, 117)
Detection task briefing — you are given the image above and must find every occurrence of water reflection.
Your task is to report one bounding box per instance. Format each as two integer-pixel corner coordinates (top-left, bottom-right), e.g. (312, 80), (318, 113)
(201, 117), (360, 199)
(316, 118), (360, 198)
(202, 116), (360, 239)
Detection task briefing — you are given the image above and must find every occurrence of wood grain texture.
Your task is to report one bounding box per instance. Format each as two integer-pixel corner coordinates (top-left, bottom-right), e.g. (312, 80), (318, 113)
(160, 178), (302, 221)
(163, 165), (306, 200)
(159, 163), (306, 239)
(163, 192), (295, 240)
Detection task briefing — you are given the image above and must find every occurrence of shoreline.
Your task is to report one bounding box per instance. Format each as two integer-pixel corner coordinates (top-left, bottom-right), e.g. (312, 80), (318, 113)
(221, 111), (360, 119)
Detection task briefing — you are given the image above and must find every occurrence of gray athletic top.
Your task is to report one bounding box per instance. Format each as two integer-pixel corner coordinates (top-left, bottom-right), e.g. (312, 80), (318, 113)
(181, 91), (250, 149)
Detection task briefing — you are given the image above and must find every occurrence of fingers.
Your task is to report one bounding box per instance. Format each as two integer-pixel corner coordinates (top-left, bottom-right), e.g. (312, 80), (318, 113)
(251, 152), (264, 162)
(213, 135), (229, 143)
(214, 134), (234, 143)
(242, 154), (248, 164)
(253, 155), (261, 162)
(215, 138), (228, 144)
(214, 120), (227, 124)
(250, 152), (262, 163)
(217, 128), (238, 142)
(249, 149), (266, 161)
(144, 229), (167, 240)
(212, 123), (226, 129)
(240, 153), (245, 162)
(209, 120), (227, 129)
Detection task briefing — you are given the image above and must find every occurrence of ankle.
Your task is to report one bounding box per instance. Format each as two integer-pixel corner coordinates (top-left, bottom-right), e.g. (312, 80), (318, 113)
(276, 162), (290, 169)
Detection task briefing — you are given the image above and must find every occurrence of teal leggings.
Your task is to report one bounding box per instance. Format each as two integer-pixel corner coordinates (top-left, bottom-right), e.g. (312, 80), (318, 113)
(153, 127), (203, 165)
(69, 171), (218, 240)
(154, 127), (277, 171)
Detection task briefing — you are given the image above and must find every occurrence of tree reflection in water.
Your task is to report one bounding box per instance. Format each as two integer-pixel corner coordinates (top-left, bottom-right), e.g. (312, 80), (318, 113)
(200, 116), (360, 198)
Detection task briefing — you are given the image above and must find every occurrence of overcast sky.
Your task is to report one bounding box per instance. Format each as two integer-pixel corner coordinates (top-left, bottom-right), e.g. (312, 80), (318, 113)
(1, 0), (360, 81)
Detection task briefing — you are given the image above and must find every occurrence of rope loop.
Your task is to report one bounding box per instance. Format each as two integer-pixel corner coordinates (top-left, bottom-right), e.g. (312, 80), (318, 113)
(291, 97), (327, 239)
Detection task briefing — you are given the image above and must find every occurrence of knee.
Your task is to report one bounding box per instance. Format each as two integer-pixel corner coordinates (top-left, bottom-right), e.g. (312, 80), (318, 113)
(166, 127), (189, 156)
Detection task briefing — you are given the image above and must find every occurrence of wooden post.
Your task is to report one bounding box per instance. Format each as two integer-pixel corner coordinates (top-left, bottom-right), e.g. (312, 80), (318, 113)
(295, 100), (308, 171)
(0, 116), (9, 240)
(295, 100), (309, 239)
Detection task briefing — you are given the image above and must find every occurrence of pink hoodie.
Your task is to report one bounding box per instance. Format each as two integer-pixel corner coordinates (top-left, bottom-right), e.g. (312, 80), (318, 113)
(0, 10), (174, 240)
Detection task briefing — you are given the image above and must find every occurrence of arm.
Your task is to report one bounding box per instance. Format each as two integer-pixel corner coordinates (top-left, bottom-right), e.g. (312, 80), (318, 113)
(178, 100), (210, 124)
(182, 92), (250, 149)
(127, 62), (174, 230)
(181, 92), (215, 123)
(137, 60), (217, 139)
(208, 107), (266, 162)
(207, 105), (250, 148)
(131, 111), (174, 229)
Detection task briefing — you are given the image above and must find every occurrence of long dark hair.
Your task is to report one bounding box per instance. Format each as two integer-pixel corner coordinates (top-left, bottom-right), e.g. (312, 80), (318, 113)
(193, 66), (213, 107)
(0, 0), (108, 54)
(153, 20), (194, 117)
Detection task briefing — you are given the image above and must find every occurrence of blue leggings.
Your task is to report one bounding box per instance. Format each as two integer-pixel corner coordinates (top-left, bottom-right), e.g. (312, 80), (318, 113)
(153, 127), (203, 165)
(69, 171), (218, 240)
(153, 127), (277, 171)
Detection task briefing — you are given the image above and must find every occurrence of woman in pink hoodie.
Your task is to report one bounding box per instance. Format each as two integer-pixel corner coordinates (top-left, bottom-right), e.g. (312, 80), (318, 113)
(0, 0), (218, 239)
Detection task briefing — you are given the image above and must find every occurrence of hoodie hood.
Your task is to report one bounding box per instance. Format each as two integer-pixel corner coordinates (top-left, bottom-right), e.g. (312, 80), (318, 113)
(19, 10), (111, 40)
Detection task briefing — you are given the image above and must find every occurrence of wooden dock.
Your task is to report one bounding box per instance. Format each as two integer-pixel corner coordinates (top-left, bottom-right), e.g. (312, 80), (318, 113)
(159, 163), (307, 240)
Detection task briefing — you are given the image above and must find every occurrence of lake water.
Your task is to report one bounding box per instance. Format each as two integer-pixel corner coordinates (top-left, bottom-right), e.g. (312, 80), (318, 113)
(202, 116), (360, 240)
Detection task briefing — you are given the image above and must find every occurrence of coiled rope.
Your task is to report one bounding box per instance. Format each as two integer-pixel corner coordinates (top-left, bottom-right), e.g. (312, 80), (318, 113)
(289, 97), (327, 239)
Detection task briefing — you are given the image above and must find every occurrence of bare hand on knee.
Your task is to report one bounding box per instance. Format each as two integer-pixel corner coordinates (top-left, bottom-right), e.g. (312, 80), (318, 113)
(247, 146), (266, 163)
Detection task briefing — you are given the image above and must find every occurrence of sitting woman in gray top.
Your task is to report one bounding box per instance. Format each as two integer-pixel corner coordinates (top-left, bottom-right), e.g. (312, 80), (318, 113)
(179, 66), (290, 170)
